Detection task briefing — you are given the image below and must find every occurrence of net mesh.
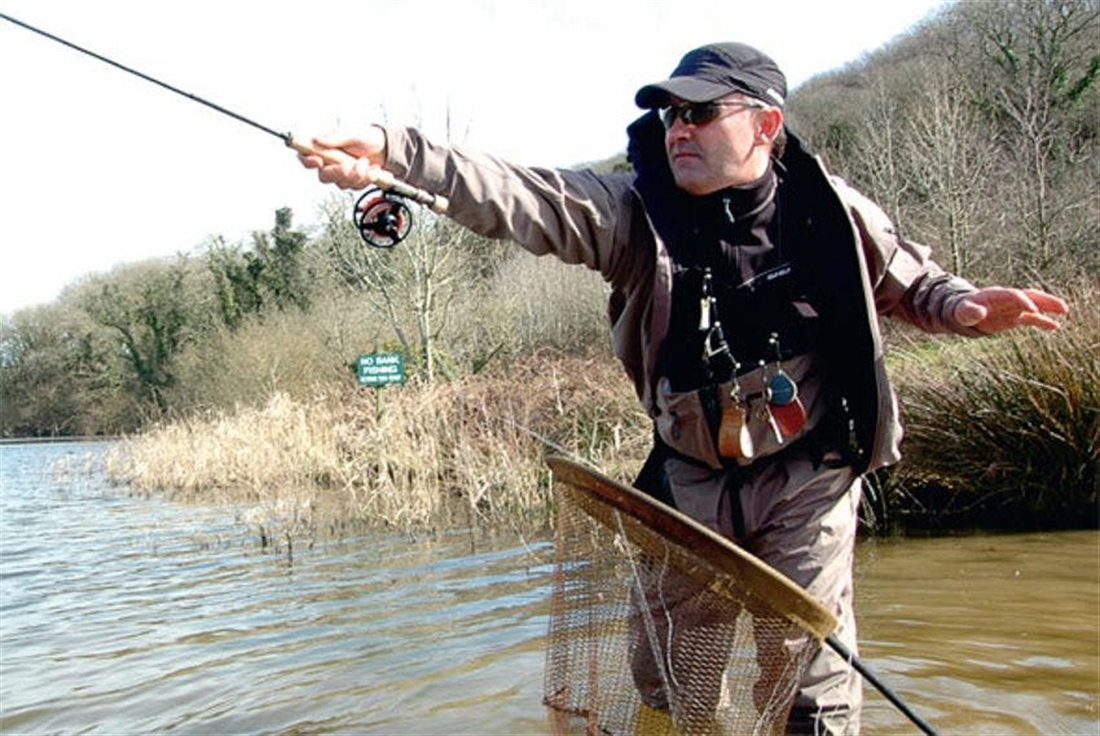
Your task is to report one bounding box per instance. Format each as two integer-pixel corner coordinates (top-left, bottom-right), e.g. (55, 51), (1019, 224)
(543, 457), (838, 736)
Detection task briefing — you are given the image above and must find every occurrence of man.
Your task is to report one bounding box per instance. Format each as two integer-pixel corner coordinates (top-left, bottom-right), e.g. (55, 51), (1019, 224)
(300, 42), (1068, 734)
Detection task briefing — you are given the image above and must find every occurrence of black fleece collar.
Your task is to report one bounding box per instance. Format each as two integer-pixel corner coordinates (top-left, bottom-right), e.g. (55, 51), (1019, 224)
(627, 111), (781, 243)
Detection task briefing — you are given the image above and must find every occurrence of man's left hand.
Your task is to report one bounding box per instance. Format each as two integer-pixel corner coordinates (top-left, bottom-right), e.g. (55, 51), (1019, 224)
(954, 287), (1070, 334)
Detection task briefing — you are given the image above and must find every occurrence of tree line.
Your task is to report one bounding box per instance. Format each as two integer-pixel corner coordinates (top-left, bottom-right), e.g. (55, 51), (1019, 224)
(2, 0), (1096, 438)
(787, 0), (1097, 285)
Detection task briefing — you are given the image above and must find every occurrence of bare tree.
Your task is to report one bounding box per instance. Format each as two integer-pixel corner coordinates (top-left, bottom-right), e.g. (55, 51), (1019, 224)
(955, 0), (1100, 269)
(319, 195), (486, 383)
(900, 65), (1002, 277)
(850, 72), (914, 231)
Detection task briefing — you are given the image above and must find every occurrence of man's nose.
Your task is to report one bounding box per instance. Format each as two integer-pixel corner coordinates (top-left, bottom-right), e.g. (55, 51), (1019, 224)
(666, 117), (693, 141)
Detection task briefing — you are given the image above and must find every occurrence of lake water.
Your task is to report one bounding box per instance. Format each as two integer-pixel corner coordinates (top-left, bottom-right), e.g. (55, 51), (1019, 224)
(1, 441), (1096, 734)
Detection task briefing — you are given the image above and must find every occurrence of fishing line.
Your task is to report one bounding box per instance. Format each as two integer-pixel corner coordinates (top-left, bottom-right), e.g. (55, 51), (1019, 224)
(0, 11), (448, 246)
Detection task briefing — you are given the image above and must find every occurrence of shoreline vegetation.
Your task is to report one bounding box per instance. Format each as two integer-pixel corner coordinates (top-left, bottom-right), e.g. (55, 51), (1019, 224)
(103, 299), (1098, 539)
(4, 1), (1096, 541)
(104, 350), (653, 540)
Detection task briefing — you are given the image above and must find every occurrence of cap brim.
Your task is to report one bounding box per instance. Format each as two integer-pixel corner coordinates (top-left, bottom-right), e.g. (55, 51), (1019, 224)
(635, 77), (734, 108)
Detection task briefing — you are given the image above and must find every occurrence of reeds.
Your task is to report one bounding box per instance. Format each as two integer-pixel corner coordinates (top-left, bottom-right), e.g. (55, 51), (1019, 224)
(105, 350), (651, 535)
(882, 280), (1099, 529)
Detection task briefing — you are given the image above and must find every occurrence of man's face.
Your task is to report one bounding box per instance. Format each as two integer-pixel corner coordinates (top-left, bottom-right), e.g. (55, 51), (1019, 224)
(662, 94), (778, 195)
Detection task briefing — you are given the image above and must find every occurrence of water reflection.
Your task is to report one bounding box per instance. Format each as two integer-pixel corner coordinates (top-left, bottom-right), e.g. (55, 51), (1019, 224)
(1, 442), (1096, 735)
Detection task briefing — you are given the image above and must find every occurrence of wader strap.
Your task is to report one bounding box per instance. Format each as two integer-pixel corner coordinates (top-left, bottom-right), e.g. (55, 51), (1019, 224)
(699, 383), (723, 443)
(633, 430), (677, 508)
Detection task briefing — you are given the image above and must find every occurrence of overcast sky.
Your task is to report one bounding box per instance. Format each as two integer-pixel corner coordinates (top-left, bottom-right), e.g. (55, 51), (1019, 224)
(0, 0), (950, 314)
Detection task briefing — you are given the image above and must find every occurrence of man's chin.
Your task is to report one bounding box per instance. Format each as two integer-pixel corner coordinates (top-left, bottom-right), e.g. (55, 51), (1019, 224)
(670, 168), (712, 196)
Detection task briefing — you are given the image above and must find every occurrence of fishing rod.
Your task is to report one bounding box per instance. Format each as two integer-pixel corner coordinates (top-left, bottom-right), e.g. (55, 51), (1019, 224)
(0, 11), (448, 248)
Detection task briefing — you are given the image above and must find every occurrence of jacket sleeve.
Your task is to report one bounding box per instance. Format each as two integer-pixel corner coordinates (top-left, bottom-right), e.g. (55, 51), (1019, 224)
(837, 178), (985, 337)
(381, 126), (639, 288)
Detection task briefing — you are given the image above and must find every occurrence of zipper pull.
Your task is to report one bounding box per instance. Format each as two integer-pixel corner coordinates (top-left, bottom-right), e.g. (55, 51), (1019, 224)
(698, 268), (714, 331)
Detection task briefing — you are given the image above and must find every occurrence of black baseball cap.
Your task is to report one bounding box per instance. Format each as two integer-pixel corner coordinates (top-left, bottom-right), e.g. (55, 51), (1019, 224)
(635, 42), (787, 109)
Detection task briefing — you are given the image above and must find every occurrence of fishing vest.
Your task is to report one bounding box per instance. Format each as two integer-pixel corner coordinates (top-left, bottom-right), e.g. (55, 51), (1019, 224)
(657, 164), (822, 393)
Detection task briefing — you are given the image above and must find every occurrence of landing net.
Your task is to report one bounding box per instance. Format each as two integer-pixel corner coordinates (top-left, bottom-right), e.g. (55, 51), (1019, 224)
(543, 456), (838, 736)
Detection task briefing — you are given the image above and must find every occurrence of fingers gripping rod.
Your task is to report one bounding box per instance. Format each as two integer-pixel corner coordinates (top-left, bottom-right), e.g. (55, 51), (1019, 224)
(0, 11), (449, 215)
(283, 138), (447, 214)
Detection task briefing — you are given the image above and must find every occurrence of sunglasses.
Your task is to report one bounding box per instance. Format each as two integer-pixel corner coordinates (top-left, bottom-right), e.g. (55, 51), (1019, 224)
(660, 99), (768, 129)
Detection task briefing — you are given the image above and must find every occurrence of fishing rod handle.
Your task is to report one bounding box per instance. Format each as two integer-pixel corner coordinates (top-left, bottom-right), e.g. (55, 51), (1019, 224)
(287, 137), (450, 214)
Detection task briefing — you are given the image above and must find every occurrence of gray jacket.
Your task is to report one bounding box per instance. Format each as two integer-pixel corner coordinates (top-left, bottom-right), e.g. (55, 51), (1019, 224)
(381, 119), (980, 474)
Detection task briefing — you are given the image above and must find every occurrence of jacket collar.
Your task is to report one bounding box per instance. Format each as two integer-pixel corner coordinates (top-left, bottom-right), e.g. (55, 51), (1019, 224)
(626, 111), (780, 251)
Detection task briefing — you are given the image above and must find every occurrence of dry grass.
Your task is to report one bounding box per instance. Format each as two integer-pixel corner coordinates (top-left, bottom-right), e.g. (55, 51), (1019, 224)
(105, 350), (651, 536)
(105, 281), (1098, 538)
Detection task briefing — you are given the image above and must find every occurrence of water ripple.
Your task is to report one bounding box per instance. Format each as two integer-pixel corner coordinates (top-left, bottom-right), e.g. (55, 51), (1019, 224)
(2, 442), (1096, 735)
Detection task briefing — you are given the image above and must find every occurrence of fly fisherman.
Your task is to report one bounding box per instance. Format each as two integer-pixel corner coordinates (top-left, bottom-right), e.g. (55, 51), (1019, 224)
(300, 42), (1068, 735)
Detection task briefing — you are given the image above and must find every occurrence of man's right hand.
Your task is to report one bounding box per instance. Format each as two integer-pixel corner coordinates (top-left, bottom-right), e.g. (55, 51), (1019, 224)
(297, 126), (388, 191)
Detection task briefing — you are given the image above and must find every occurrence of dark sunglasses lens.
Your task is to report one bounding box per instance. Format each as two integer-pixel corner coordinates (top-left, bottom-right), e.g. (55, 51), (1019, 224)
(661, 102), (721, 128)
(688, 103), (721, 126)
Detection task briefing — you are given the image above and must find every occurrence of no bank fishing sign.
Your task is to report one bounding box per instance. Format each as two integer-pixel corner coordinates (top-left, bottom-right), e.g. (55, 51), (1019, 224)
(357, 352), (406, 387)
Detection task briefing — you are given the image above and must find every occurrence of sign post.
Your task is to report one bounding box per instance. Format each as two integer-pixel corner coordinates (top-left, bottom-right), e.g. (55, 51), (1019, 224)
(357, 353), (406, 387)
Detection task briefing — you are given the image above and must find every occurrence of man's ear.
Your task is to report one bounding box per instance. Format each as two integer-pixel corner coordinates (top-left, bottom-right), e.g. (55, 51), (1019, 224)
(756, 107), (784, 145)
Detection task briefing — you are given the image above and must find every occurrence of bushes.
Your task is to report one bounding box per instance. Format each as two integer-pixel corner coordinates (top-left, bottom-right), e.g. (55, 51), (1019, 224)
(880, 282), (1099, 530)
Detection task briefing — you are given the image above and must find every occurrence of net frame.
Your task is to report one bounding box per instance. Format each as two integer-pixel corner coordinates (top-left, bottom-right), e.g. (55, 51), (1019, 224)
(543, 456), (838, 736)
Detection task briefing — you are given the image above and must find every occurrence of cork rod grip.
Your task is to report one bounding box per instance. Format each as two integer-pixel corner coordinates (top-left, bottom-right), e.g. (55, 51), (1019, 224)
(287, 137), (449, 214)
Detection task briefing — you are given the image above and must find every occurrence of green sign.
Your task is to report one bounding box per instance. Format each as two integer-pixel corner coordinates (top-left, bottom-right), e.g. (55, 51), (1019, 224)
(357, 352), (406, 387)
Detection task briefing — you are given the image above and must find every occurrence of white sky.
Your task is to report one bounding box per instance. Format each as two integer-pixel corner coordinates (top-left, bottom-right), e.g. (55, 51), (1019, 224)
(0, 0), (949, 314)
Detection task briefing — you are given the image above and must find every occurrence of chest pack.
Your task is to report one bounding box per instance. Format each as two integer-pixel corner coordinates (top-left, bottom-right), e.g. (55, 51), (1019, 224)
(658, 178), (821, 392)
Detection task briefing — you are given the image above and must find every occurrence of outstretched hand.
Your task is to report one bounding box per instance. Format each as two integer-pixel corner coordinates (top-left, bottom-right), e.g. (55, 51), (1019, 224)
(954, 287), (1069, 334)
(297, 127), (388, 190)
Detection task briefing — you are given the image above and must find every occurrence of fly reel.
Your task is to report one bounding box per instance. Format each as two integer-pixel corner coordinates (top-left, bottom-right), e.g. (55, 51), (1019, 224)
(355, 187), (413, 248)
